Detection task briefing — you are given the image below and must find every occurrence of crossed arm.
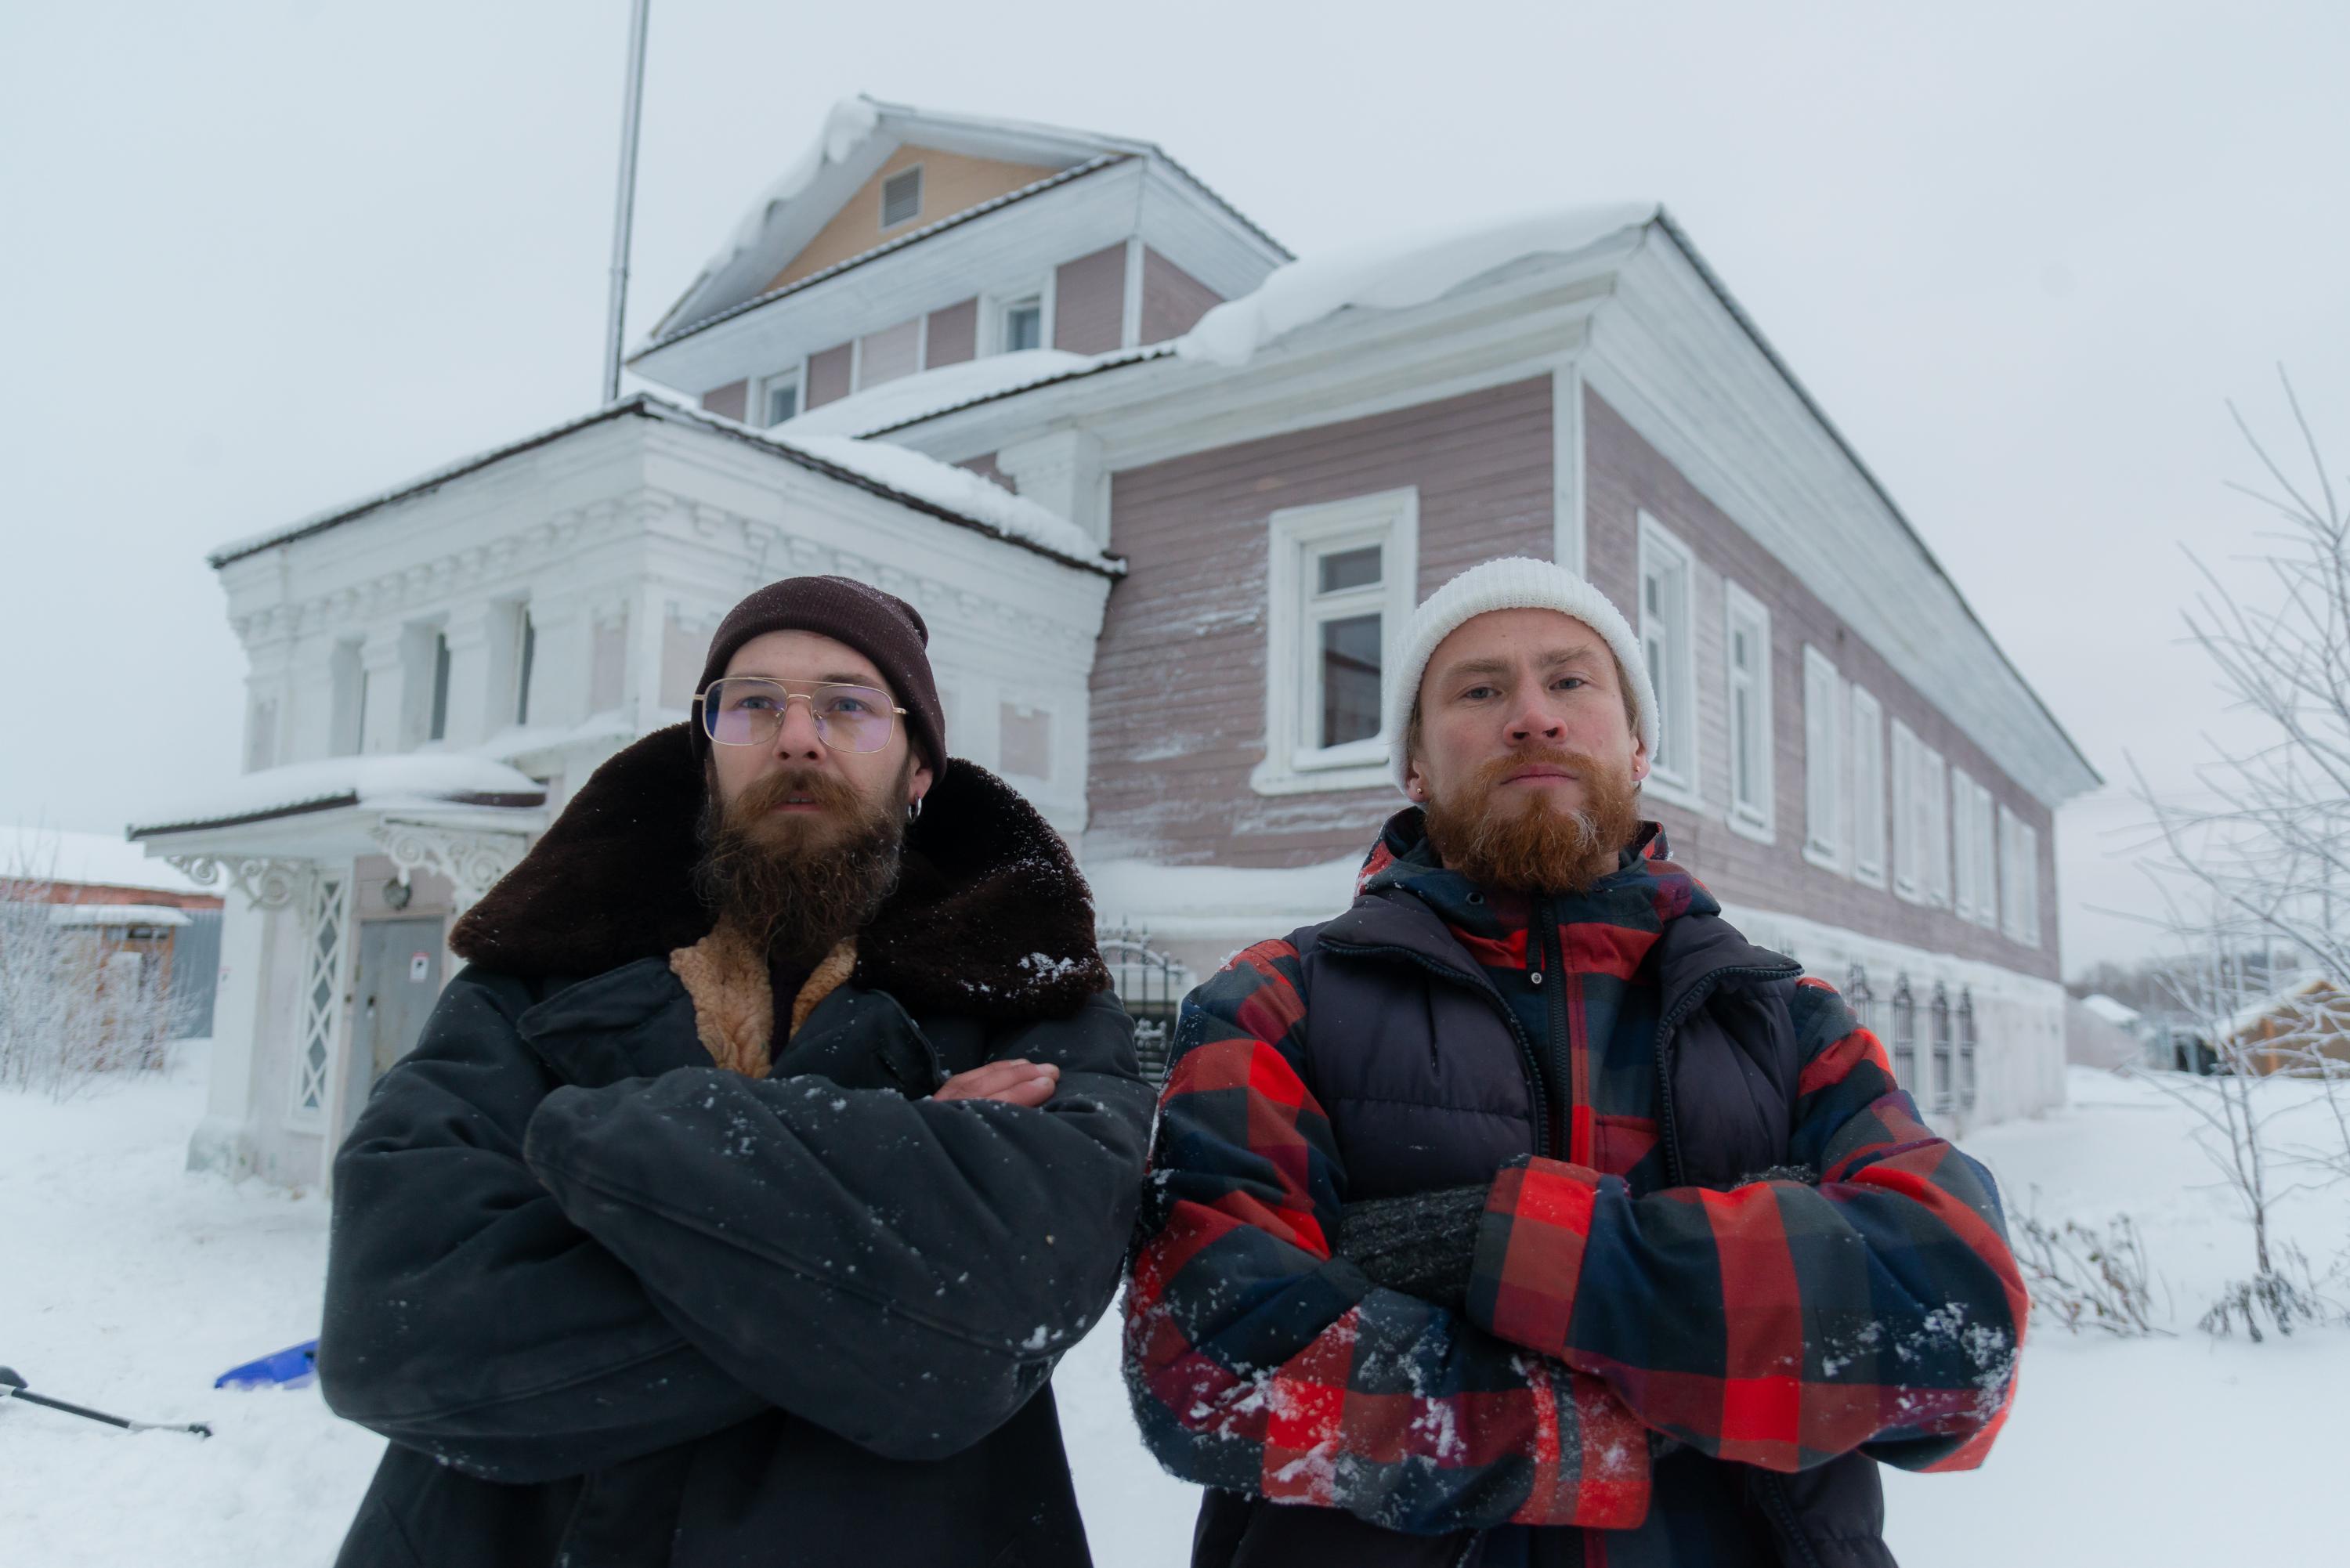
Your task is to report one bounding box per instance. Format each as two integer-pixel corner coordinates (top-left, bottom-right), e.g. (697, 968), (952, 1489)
(1122, 948), (2026, 1537)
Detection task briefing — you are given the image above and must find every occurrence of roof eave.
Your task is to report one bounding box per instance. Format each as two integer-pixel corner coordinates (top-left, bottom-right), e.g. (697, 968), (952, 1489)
(1648, 208), (2103, 800)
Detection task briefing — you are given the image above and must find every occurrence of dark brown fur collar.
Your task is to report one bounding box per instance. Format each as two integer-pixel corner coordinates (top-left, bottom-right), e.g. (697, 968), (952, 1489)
(450, 724), (1108, 1021)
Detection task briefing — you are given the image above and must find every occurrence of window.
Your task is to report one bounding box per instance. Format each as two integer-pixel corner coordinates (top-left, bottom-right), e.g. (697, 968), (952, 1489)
(1958, 988), (1978, 1113)
(1891, 719), (1919, 900)
(1951, 765), (1979, 922)
(1846, 963), (1875, 1035)
(1971, 782), (1998, 930)
(759, 370), (801, 428)
(1930, 983), (1954, 1115)
(428, 632), (451, 742)
(2001, 804), (2042, 946)
(1255, 488), (1419, 794)
(1000, 703), (1054, 780)
(881, 165), (922, 229)
(1636, 513), (1697, 801)
(514, 609), (537, 727)
(1893, 721), (1949, 907)
(1802, 648), (1842, 869)
(1723, 583), (1773, 839)
(1001, 294), (1043, 353)
(1849, 685), (1885, 887)
(1891, 976), (1918, 1095)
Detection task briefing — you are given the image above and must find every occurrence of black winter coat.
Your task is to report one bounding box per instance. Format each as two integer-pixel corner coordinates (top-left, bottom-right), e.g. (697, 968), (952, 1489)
(318, 730), (1156, 1568)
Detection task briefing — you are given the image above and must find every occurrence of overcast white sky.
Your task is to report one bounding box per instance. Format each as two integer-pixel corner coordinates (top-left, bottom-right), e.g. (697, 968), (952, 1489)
(3, 0), (2344, 976)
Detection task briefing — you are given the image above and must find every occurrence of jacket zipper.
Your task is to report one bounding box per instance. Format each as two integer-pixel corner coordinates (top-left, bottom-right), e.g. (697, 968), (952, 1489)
(1318, 938), (1553, 1160)
(1533, 895), (1571, 1160)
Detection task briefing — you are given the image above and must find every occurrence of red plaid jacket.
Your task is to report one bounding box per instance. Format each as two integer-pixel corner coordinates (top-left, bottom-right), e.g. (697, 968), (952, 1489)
(1123, 819), (2025, 1545)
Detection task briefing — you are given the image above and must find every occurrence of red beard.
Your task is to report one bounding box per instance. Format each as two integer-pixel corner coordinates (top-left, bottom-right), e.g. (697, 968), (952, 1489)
(1422, 748), (1641, 894)
(692, 761), (910, 964)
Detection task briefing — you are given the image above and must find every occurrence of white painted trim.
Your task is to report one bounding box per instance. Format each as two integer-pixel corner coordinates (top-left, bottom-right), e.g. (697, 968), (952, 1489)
(848, 334), (865, 395)
(1849, 683), (1887, 888)
(1552, 359), (1586, 576)
(754, 363), (805, 428)
(1254, 487), (1419, 797)
(1722, 579), (1774, 844)
(915, 311), (931, 374)
(1801, 644), (1844, 873)
(983, 273), (1054, 356)
(1635, 510), (1701, 810)
(1120, 236), (1145, 350)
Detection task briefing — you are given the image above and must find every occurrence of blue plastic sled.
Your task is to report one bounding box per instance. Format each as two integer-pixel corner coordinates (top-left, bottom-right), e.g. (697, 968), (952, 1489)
(214, 1339), (319, 1389)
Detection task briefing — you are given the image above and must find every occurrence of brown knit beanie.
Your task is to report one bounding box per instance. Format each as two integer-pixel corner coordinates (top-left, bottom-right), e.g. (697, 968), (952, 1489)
(692, 576), (945, 774)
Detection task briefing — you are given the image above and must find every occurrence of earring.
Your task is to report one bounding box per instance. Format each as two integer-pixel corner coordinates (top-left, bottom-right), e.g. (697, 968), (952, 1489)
(907, 797), (924, 824)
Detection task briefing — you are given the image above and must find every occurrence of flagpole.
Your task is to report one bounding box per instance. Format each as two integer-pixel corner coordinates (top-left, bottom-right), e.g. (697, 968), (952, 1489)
(602, 0), (652, 405)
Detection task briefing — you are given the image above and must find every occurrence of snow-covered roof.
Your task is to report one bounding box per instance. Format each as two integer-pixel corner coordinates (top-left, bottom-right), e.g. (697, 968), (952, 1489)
(128, 754), (545, 840)
(1177, 203), (1658, 368)
(2219, 974), (2341, 1042)
(209, 395), (1120, 576)
(772, 348), (1144, 439)
(0, 827), (210, 896)
(49, 903), (193, 929)
(647, 96), (1286, 347)
(2079, 993), (2142, 1028)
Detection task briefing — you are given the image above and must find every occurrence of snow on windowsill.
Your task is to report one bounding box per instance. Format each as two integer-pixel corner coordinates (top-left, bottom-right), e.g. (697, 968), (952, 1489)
(1177, 202), (1658, 369)
(1084, 854), (1367, 939)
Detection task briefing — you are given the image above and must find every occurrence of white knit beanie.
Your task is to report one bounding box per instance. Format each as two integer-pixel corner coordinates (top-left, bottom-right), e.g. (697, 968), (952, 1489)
(1386, 555), (1658, 790)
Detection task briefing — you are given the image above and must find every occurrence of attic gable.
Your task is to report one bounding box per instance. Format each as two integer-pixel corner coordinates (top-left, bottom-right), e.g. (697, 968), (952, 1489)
(765, 143), (1067, 294)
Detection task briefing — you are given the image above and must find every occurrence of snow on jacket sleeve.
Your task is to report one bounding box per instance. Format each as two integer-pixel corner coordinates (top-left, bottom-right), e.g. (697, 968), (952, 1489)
(1462, 977), (2027, 1475)
(319, 968), (772, 1484)
(1122, 941), (1653, 1537)
(520, 985), (1155, 1465)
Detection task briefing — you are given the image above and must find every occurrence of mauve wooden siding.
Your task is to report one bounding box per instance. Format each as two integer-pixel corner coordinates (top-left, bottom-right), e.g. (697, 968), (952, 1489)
(927, 298), (978, 367)
(858, 319), (922, 388)
(1582, 386), (2061, 981)
(1138, 248), (1222, 343)
(1089, 377), (1554, 868)
(700, 380), (747, 421)
(1054, 244), (1128, 356)
(957, 452), (1011, 490)
(804, 344), (853, 409)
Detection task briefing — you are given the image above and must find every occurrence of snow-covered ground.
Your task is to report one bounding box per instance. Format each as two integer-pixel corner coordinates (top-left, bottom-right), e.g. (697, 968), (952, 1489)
(4, 1050), (2342, 1566)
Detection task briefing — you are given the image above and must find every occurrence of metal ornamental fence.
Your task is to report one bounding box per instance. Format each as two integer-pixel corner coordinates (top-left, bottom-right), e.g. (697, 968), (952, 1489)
(1099, 924), (1190, 1084)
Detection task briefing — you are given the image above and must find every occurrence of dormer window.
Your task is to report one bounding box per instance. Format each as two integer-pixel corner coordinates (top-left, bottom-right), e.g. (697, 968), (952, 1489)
(759, 368), (801, 427)
(1001, 294), (1043, 353)
(881, 166), (922, 229)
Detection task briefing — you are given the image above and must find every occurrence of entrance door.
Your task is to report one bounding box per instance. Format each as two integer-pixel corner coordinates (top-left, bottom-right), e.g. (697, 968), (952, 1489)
(353, 918), (445, 1099)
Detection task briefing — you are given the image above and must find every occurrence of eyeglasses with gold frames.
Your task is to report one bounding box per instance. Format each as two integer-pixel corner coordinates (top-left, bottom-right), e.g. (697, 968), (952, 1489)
(694, 677), (906, 753)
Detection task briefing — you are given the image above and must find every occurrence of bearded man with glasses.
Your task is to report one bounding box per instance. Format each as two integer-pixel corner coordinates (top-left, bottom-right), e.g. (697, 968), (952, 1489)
(319, 576), (1154, 1568)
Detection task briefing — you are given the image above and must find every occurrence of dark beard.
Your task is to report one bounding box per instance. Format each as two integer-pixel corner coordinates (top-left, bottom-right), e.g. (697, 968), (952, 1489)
(692, 760), (909, 966)
(1422, 748), (1642, 894)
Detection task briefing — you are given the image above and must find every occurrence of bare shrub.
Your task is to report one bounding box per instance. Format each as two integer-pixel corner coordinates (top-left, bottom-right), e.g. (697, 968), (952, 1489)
(0, 843), (181, 1097)
(2014, 1196), (2169, 1337)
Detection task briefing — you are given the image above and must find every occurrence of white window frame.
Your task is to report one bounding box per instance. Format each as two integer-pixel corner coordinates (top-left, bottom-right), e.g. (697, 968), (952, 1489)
(1921, 742), (1950, 909)
(755, 363), (806, 428)
(2001, 804), (2042, 947)
(1849, 684), (1886, 887)
(880, 164), (924, 230)
(1722, 581), (1774, 842)
(1951, 764), (1979, 921)
(1802, 646), (1843, 871)
(1972, 783), (1998, 930)
(1636, 511), (1701, 810)
(1891, 718), (1922, 903)
(985, 275), (1054, 356)
(1253, 487), (1419, 797)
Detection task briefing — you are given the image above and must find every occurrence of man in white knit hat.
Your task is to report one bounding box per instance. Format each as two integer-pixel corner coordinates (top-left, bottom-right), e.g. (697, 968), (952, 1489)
(1125, 557), (2024, 1568)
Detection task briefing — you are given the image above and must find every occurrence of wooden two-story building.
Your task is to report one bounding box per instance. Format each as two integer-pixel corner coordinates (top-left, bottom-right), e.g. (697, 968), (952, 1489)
(136, 96), (2096, 1187)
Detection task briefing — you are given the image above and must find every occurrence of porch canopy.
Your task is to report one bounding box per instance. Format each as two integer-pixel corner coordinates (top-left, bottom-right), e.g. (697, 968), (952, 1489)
(127, 753), (548, 912)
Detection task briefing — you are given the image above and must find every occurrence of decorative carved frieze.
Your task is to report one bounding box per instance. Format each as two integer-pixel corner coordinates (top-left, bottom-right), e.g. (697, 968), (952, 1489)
(370, 821), (530, 911)
(165, 854), (310, 911)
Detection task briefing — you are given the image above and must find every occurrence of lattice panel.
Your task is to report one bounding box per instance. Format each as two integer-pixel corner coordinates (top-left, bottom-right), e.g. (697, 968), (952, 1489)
(288, 873), (349, 1123)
